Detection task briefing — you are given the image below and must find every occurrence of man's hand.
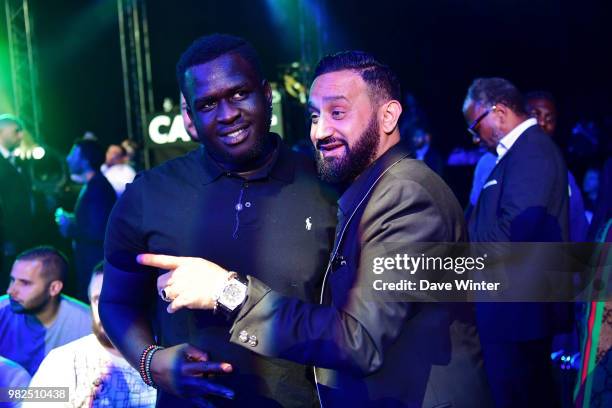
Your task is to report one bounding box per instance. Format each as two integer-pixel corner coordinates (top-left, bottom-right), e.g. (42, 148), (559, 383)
(54, 207), (74, 237)
(150, 343), (234, 405)
(137, 254), (230, 313)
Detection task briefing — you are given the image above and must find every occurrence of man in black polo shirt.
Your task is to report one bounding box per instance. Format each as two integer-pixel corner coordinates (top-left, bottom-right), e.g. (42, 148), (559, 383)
(142, 51), (493, 407)
(100, 34), (337, 407)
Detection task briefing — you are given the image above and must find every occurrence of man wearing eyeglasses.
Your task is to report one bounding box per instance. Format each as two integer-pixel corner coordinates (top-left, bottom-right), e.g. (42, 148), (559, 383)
(463, 78), (570, 407)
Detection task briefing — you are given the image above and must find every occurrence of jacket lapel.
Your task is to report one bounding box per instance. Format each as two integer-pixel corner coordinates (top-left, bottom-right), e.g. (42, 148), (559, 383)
(330, 143), (412, 264)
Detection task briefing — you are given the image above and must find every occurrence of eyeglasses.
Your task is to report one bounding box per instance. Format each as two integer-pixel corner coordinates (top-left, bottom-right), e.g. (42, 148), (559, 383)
(467, 105), (496, 143)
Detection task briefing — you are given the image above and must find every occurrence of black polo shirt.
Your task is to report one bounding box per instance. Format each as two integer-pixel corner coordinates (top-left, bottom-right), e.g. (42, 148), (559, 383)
(105, 135), (337, 407)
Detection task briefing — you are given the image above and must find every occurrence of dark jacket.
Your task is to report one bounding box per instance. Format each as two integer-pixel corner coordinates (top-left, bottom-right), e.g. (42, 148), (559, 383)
(231, 142), (493, 407)
(73, 172), (116, 300)
(468, 124), (571, 341)
(0, 155), (32, 254)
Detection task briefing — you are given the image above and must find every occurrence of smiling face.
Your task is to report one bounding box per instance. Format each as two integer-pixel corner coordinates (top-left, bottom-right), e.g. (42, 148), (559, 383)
(183, 53), (272, 170)
(308, 70), (381, 183)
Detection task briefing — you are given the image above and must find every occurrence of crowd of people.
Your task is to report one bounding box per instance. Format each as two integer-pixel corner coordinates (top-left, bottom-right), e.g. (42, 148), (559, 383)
(0, 32), (610, 408)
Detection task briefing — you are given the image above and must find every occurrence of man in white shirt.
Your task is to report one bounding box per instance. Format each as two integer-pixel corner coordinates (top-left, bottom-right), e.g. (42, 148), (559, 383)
(0, 355), (31, 408)
(26, 262), (156, 408)
(101, 140), (137, 196)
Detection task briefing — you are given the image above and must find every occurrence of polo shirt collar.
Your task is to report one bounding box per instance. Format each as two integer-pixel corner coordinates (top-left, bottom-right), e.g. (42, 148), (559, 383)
(198, 133), (295, 184)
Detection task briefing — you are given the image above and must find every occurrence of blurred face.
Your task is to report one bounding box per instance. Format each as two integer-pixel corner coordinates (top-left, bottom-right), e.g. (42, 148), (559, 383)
(66, 145), (86, 176)
(464, 101), (501, 150)
(183, 53), (272, 170)
(411, 129), (429, 149)
(0, 122), (24, 152)
(89, 273), (113, 348)
(583, 169), (600, 195)
(527, 98), (557, 136)
(105, 145), (125, 166)
(309, 70), (380, 183)
(7, 260), (53, 314)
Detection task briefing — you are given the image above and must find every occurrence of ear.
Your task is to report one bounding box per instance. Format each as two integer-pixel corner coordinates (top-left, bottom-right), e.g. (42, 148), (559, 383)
(491, 103), (507, 125)
(49, 280), (63, 297)
(262, 80), (272, 106)
(380, 100), (403, 134)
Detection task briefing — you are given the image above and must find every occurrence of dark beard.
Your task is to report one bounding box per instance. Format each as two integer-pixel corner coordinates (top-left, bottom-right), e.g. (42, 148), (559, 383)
(9, 296), (49, 315)
(316, 114), (380, 183)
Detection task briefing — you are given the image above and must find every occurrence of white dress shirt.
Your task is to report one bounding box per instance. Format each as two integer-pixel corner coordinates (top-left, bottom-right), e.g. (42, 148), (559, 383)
(496, 117), (537, 162)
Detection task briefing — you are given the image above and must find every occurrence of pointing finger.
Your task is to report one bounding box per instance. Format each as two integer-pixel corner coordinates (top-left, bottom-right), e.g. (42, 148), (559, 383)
(137, 253), (182, 269)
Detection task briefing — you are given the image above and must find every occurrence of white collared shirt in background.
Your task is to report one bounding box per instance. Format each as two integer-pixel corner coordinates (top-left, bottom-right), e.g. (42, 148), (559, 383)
(496, 118), (537, 162)
(101, 163), (136, 197)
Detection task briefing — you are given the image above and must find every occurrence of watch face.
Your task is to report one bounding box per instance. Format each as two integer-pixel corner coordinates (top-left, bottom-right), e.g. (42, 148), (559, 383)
(221, 280), (247, 310)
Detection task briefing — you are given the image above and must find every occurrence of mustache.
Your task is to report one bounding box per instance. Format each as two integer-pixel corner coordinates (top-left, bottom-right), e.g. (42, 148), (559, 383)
(316, 136), (345, 150)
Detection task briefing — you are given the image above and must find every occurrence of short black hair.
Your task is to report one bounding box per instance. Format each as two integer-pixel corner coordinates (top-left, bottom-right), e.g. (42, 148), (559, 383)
(525, 90), (557, 107)
(176, 33), (263, 95)
(465, 77), (526, 116)
(74, 138), (105, 170)
(16, 246), (68, 283)
(313, 50), (401, 104)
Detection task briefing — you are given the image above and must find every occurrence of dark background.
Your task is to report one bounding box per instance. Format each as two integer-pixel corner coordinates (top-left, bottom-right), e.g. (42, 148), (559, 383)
(1, 0), (610, 161)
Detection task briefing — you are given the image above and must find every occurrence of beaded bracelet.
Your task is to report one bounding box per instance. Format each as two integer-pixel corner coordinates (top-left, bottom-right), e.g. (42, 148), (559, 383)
(139, 344), (164, 388)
